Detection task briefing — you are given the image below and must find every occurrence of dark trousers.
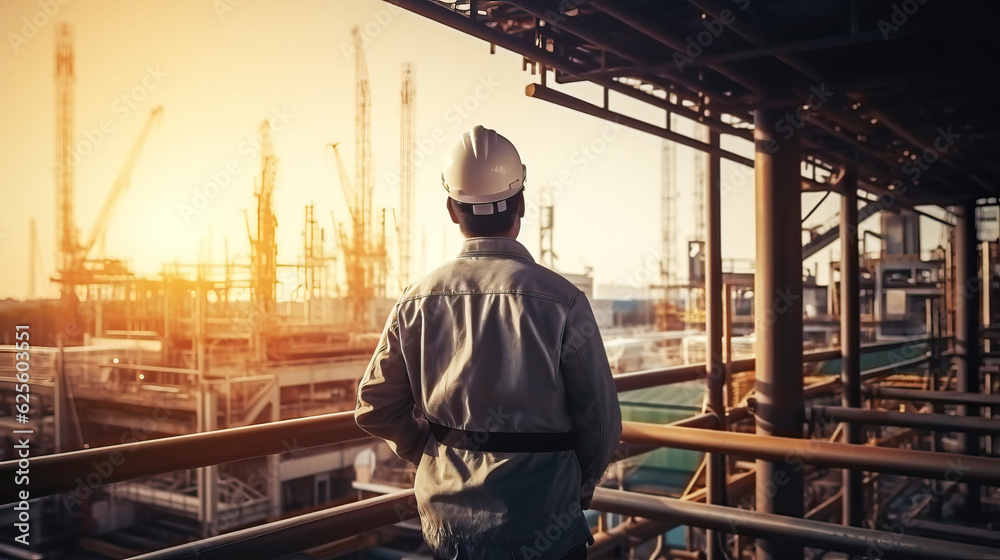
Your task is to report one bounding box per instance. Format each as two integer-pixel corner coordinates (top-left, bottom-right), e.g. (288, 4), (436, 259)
(433, 542), (587, 560)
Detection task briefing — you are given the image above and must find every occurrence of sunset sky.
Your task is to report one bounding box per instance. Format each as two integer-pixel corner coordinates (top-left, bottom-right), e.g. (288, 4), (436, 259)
(0, 0), (943, 301)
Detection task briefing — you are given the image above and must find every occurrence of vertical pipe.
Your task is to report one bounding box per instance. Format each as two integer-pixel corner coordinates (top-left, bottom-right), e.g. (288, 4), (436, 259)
(982, 241), (994, 457)
(753, 106), (804, 560)
(839, 166), (863, 527)
(705, 127), (727, 560)
(930, 297), (944, 520)
(724, 284), (733, 408)
(953, 202), (981, 516)
(55, 336), (65, 454)
(269, 379), (282, 518)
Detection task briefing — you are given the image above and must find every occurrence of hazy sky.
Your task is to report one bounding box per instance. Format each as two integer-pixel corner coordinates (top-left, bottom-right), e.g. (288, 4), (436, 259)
(0, 0), (940, 301)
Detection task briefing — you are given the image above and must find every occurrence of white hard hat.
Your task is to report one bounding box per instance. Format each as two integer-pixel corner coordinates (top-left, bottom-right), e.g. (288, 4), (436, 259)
(442, 125), (526, 214)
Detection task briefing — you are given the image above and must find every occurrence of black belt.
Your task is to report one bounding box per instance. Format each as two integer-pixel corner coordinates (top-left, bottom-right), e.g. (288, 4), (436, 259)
(428, 421), (576, 453)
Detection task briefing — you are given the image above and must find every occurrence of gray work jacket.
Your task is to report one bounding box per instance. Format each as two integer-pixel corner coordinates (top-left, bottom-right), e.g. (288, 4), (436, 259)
(356, 236), (622, 560)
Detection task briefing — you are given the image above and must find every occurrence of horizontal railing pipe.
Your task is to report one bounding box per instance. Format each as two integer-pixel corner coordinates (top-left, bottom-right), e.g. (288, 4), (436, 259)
(803, 354), (932, 398)
(2, 339), (937, 503)
(127, 489), (417, 560)
(613, 363), (704, 392)
(590, 487), (1000, 559)
(618, 337), (931, 391)
(812, 405), (1000, 435)
(0, 411), (366, 503)
(620, 422), (1000, 485)
(870, 386), (1000, 407)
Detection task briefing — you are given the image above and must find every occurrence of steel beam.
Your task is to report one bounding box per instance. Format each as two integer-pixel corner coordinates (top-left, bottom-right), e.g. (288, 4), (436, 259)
(753, 105), (804, 559)
(382, 0), (749, 137)
(507, 0), (752, 103)
(525, 83), (755, 167)
(586, 0), (760, 93)
(954, 201), (982, 515)
(812, 405), (1000, 435)
(590, 488), (1000, 560)
(839, 164), (864, 528)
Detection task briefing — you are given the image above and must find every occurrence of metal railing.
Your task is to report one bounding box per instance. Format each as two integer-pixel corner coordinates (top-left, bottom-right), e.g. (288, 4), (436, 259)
(0, 336), (965, 560)
(126, 420), (1000, 560)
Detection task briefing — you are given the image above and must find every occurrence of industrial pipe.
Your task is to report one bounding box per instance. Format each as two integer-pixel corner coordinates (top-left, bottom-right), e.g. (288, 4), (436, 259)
(871, 386), (1000, 407)
(812, 405), (1000, 436)
(127, 489), (418, 560)
(0, 411), (367, 503)
(620, 422), (1000, 486)
(590, 488), (1000, 560)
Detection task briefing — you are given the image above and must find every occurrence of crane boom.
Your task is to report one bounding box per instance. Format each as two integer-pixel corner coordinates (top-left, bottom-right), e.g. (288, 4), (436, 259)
(329, 142), (360, 227)
(81, 106), (163, 259)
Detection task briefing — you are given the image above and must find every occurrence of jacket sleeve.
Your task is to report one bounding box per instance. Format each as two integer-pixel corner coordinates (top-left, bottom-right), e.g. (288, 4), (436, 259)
(561, 292), (622, 509)
(355, 302), (430, 466)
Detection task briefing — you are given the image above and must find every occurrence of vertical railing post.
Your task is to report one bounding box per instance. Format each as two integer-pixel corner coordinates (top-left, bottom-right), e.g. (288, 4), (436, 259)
(953, 202), (982, 516)
(839, 165), (863, 527)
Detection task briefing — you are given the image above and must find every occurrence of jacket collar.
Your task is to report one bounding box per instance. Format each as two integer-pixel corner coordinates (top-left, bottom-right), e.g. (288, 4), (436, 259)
(457, 237), (535, 262)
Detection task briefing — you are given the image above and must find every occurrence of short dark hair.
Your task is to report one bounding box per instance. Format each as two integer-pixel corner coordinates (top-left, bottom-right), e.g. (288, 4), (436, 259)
(449, 190), (524, 237)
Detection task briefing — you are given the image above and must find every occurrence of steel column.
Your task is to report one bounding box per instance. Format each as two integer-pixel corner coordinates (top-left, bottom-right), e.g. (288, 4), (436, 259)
(839, 164), (863, 527)
(705, 125), (727, 560)
(954, 202), (982, 515)
(753, 106), (804, 560)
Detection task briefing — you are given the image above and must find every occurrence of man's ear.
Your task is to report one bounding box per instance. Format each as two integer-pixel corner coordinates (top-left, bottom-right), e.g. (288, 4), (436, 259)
(447, 198), (460, 224)
(517, 195), (525, 218)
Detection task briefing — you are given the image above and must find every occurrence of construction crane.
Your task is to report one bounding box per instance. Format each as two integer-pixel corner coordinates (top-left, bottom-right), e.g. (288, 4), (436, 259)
(539, 188), (556, 269)
(81, 106), (163, 260)
(353, 26), (374, 267)
(398, 62), (415, 290)
(655, 130), (682, 332)
(329, 143), (360, 229)
(29, 218), (40, 299)
(329, 141), (374, 331)
(251, 120), (278, 324)
(325, 26), (389, 331)
(55, 23), (76, 298)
